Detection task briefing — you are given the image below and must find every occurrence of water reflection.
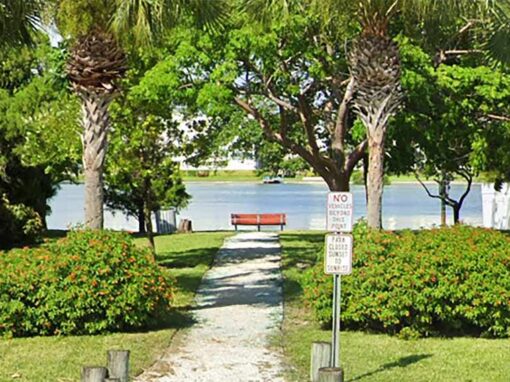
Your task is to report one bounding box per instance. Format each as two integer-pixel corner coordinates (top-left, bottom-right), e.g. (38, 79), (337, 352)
(47, 182), (482, 231)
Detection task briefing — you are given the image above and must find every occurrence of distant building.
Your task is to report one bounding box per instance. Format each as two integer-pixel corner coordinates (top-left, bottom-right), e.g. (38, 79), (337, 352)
(176, 156), (259, 171)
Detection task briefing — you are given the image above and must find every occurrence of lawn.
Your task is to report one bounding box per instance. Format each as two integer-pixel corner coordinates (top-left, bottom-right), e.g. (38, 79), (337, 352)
(0, 231), (232, 382)
(182, 170), (304, 182)
(278, 231), (510, 382)
(183, 170), (262, 182)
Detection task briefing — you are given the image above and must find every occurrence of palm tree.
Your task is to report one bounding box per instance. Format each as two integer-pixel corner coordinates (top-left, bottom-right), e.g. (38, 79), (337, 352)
(51, 0), (225, 229)
(0, 0), (42, 47)
(245, 0), (481, 229)
(485, 0), (510, 65)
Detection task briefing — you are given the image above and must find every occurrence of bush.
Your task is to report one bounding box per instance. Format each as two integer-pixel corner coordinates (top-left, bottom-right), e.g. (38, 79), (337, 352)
(0, 194), (43, 249)
(303, 224), (510, 338)
(0, 230), (172, 337)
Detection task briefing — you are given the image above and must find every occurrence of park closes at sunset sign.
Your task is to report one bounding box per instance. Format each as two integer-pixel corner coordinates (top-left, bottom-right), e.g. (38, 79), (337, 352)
(325, 234), (353, 275)
(326, 192), (354, 232)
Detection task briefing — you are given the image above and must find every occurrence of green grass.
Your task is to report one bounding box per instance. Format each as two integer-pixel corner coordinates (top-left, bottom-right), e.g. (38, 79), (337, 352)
(183, 170), (261, 182)
(0, 231), (232, 382)
(144, 232), (234, 307)
(182, 170), (303, 182)
(278, 231), (510, 382)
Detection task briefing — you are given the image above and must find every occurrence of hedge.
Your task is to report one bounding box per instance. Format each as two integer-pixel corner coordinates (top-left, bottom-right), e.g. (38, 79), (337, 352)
(0, 230), (173, 337)
(303, 224), (510, 338)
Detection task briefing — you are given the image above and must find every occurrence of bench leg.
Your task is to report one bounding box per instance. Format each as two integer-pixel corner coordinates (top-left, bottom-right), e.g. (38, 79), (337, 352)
(281, 224), (284, 231)
(235, 225), (238, 231)
(258, 225), (261, 232)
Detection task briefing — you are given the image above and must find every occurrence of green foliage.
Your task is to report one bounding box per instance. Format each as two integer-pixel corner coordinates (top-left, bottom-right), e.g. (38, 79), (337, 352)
(0, 230), (173, 337)
(304, 223), (510, 338)
(0, 194), (44, 249)
(0, 41), (80, 236)
(54, 0), (228, 46)
(106, 50), (190, 231)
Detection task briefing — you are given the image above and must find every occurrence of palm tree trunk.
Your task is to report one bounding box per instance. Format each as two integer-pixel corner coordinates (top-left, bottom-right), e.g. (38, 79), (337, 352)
(80, 91), (112, 230)
(367, 132), (385, 229)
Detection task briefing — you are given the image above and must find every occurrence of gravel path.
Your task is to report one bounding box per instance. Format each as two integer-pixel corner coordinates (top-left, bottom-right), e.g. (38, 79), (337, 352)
(135, 232), (285, 382)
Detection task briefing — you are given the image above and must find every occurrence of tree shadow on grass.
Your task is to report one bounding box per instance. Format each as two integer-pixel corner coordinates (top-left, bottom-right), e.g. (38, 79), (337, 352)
(130, 308), (197, 334)
(347, 354), (432, 382)
(157, 247), (218, 268)
(172, 273), (207, 297)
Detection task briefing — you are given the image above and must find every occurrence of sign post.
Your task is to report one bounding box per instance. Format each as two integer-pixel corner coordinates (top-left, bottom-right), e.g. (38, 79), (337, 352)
(326, 192), (353, 370)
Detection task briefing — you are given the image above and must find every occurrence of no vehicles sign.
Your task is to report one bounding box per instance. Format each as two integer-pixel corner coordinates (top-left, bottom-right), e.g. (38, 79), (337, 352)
(325, 234), (353, 275)
(327, 192), (353, 232)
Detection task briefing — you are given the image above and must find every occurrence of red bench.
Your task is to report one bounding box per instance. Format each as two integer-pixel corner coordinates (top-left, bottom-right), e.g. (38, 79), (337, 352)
(231, 213), (286, 231)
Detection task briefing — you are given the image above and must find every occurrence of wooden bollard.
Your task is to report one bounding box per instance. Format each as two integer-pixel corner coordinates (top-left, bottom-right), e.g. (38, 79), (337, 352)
(82, 366), (107, 382)
(107, 350), (130, 382)
(310, 342), (331, 382)
(318, 367), (344, 382)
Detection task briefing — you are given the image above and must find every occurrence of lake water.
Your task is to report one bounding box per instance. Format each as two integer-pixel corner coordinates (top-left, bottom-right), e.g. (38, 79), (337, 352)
(47, 182), (483, 231)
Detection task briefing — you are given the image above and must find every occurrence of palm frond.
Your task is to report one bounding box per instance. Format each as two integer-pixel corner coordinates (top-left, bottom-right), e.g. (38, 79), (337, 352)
(485, 0), (510, 65)
(0, 0), (42, 47)
(111, 0), (229, 47)
(242, 0), (302, 25)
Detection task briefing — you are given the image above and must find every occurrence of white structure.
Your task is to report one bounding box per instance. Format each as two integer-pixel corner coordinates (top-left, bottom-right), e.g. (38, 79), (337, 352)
(154, 209), (177, 234)
(177, 157), (258, 171)
(481, 183), (510, 229)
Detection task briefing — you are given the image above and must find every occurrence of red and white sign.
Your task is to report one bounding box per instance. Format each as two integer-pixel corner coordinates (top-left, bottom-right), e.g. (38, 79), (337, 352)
(325, 234), (353, 275)
(327, 192), (353, 232)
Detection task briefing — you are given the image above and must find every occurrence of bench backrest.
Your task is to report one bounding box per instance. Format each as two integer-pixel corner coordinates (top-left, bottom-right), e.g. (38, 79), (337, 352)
(231, 213), (286, 225)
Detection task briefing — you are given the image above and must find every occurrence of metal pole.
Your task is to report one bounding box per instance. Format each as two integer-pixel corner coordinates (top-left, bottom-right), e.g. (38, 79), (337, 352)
(331, 274), (341, 367)
(337, 276), (342, 366)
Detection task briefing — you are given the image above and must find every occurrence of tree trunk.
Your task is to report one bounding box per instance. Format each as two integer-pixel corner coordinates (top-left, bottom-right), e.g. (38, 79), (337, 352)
(330, 172), (350, 192)
(138, 204), (146, 234)
(363, 152), (369, 204)
(453, 204), (460, 225)
(439, 179), (447, 226)
(80, 91), (112, 230)
(142, 178), (155, 251)
(144, 204), (155, 251)
(367, 135), (385, 229)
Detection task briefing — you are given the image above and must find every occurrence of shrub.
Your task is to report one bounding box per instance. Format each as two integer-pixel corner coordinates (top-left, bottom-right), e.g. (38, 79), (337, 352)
(0, 230), (172, 337)
(303, 224), (510, 338)
(0, 194), (43, 249)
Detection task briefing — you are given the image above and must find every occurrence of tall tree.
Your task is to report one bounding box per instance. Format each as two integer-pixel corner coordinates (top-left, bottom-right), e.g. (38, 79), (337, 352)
(152, 16), (368, 191)
(0, 40), (79, 242)
(106, 52), (190, 248)
(51, 0), (225, 229)
(245, 0), (485, 228)
(389, 39), (510, 224)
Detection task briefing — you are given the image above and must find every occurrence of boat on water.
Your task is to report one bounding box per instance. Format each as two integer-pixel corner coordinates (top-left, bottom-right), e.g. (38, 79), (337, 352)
(262, 176), (284, 184)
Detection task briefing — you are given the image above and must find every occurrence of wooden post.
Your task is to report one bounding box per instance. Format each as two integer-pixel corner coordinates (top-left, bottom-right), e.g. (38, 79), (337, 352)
(107, 350), (129, 382)
(82, 366), (107, 382)
(318, 367), (344, 382)
(310, 342), (331, 382)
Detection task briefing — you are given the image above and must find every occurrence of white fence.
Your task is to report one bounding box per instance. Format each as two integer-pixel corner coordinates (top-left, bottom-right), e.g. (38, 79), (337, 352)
(482, 183), (510, 230)
(154, 209), (177, 234)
